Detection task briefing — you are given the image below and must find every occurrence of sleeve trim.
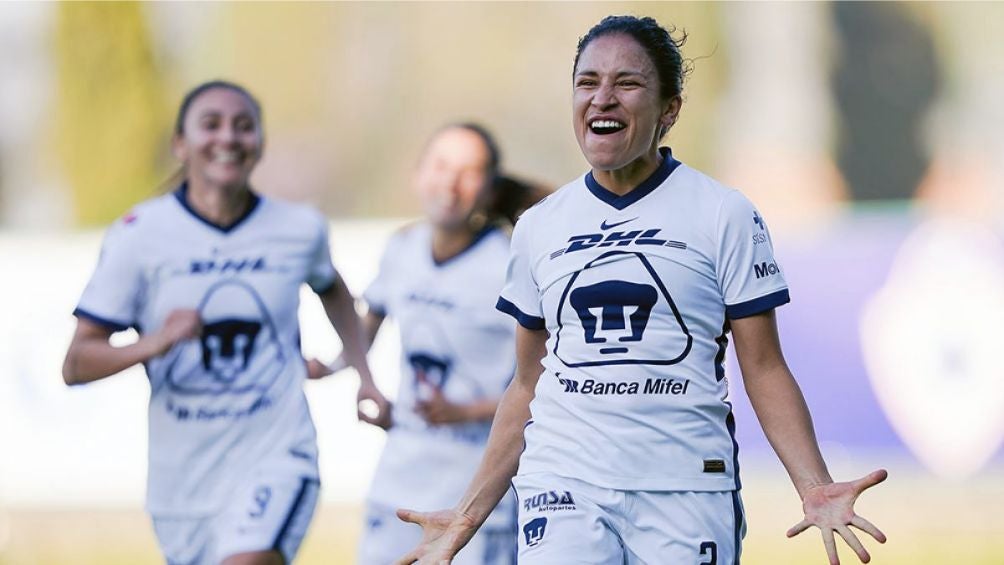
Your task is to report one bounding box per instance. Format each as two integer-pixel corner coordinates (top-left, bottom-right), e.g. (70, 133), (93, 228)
(366, 301), (387, 318)
(73, 307), (131, 332)
(496, 297), (545, 330)
(726, 289), (790, 319)
(311, 276), (338, 296)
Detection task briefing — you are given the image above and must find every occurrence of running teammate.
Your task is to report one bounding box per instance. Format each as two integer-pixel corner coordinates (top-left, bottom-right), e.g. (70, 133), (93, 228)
(396, 16), (886, 565)
(62, 80), (387, 565)
(312, 124), (545, 565)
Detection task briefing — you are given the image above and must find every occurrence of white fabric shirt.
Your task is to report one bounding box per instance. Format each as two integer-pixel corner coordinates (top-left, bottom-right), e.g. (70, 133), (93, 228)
(364, 223), (516, 519)
(497, 149), (789, 492)
(75, 186), (332, 516)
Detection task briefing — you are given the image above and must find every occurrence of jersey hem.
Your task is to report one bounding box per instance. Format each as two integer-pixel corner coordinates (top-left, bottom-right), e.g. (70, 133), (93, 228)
(514, 470), (739, 493)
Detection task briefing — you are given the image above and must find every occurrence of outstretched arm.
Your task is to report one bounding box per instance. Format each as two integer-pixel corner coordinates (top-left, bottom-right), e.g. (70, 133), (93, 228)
(731, 309), (887, 565)
(306, 309), (384, 379)
(317, 277), (391, 427)
(62, 310), (200, 385)
(395, 325), (547, 565)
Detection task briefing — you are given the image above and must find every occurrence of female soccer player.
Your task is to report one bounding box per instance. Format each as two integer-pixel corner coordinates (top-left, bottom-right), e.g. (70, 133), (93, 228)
(311, 124), (545, 564)
(62, 80), (387, 565)
(396, 16), (886, 565)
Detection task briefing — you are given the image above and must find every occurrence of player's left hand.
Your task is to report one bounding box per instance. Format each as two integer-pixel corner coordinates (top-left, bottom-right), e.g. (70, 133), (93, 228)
(416, 388), (468, 425)
(787, 469), (888, 565)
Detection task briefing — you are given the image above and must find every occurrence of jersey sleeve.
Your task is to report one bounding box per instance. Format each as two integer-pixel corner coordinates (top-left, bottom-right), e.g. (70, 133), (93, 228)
(307, 214), (339, 295)
(715, 190), (790, 319)
(362, 235), (398, 318)
(496, 214), (545, 330)
(74, 219), (144, 332)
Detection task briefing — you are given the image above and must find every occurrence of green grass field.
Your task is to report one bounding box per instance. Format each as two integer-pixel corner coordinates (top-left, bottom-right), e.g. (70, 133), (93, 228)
(3, 471), (1002, 564)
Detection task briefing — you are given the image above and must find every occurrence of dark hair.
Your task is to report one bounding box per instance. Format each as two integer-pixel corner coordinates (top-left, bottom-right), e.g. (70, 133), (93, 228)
(174, 80), (263, 135)
(573, 15), (689, 100)
(451, 122), (501, 177)
(487, 174), (551, 227)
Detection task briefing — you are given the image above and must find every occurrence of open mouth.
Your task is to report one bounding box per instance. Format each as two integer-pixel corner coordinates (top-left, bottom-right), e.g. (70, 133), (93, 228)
(589, 120), (626, 135)
(211, 149), (245, 165)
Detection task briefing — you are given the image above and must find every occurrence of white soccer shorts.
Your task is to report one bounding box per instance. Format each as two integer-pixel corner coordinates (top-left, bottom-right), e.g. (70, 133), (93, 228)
(512, 472), (745, 564)
(152, 473), (320, 565)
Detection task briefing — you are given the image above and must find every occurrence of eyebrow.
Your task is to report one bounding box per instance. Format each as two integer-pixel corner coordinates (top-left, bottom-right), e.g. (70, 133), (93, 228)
(196, 109), (256, 119)
(574, 69), (648, 79)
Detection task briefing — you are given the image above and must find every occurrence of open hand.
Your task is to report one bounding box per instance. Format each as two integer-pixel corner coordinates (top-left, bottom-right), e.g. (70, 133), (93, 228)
(787, 469), (888, 564)
(394, 508), (478, 565)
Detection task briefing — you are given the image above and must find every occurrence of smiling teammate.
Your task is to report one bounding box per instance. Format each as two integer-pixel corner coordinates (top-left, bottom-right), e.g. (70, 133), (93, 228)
(396, 16), (887, 565)
(311, 124), (546, 565)
(62, 80), (387, 565)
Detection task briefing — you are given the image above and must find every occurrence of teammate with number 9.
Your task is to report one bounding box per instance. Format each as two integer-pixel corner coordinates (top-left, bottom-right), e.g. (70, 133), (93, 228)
(62, 80), (387, 565)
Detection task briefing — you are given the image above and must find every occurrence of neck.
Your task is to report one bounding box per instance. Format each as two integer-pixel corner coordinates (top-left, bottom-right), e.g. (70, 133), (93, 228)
(592, 148), (663, 196)
(431, 223), (483, 264)
(185, 177), (252, 228)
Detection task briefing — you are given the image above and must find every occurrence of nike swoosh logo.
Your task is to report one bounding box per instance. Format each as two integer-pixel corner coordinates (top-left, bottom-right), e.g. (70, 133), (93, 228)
(600, 217), (639, 230)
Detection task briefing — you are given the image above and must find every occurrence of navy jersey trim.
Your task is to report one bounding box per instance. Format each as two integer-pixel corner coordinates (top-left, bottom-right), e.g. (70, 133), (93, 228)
(726, 289), (790, 319)
(271, 477), (319, 551)
(73, 307), (131, 333)
(173, 182), (262, 234)
(726, 404), (742, 490)
(584, 147), (681, 210)
(433, 225), (500, 267)
(366, 302), (388, 318)
(496, 297), (545, 330)
(732, 490), (745, 564)
(311, 278), (338, 296)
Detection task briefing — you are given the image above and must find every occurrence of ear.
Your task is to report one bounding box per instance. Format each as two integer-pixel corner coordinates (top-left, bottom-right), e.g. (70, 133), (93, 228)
(171, 134), (187, 162)
(660, 95), (683, 132)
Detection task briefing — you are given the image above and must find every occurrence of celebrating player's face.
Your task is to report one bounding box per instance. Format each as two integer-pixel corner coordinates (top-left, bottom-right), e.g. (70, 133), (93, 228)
(413, 127), (491, 229)
(573, 34), (676, 173)
(173, 87), (262, 190)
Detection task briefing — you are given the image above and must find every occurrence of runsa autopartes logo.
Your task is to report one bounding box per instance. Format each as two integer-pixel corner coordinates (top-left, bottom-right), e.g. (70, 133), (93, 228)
(523, 517), (548, 547)
(523, 490), (576, 512)
(554, 251), (692, 367)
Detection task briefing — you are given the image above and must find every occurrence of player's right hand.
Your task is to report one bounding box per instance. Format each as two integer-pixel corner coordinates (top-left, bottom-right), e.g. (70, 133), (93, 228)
(394, 508), (478, 565)
(154, 309), (202, 354)
(358, 381), (393, 430)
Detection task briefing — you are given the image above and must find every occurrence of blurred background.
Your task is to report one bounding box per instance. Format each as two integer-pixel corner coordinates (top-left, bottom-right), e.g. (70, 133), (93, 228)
(1, 2), (1003, 564)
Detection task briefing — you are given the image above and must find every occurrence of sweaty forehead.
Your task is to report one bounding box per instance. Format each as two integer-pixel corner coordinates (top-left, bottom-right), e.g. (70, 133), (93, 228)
(576, 34), (655, 76)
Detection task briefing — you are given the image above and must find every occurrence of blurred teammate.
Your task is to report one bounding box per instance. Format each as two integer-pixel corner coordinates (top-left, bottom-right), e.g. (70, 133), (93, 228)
(397, 16), (886, 565)
(311, 124), (546, 565)
(62, 80), (387, 565)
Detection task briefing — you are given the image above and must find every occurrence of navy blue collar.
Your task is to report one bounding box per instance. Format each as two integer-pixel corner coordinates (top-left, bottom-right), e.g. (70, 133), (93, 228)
(174, 182), (262, 234)
(584, 147), (681, 210)
(432, 224), (499, 267)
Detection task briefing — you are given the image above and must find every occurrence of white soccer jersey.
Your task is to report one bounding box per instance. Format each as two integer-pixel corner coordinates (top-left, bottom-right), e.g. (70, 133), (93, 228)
(363, 223), (517, 516)
(74, 185), (332, 516)
(497, 148), (789, 492)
